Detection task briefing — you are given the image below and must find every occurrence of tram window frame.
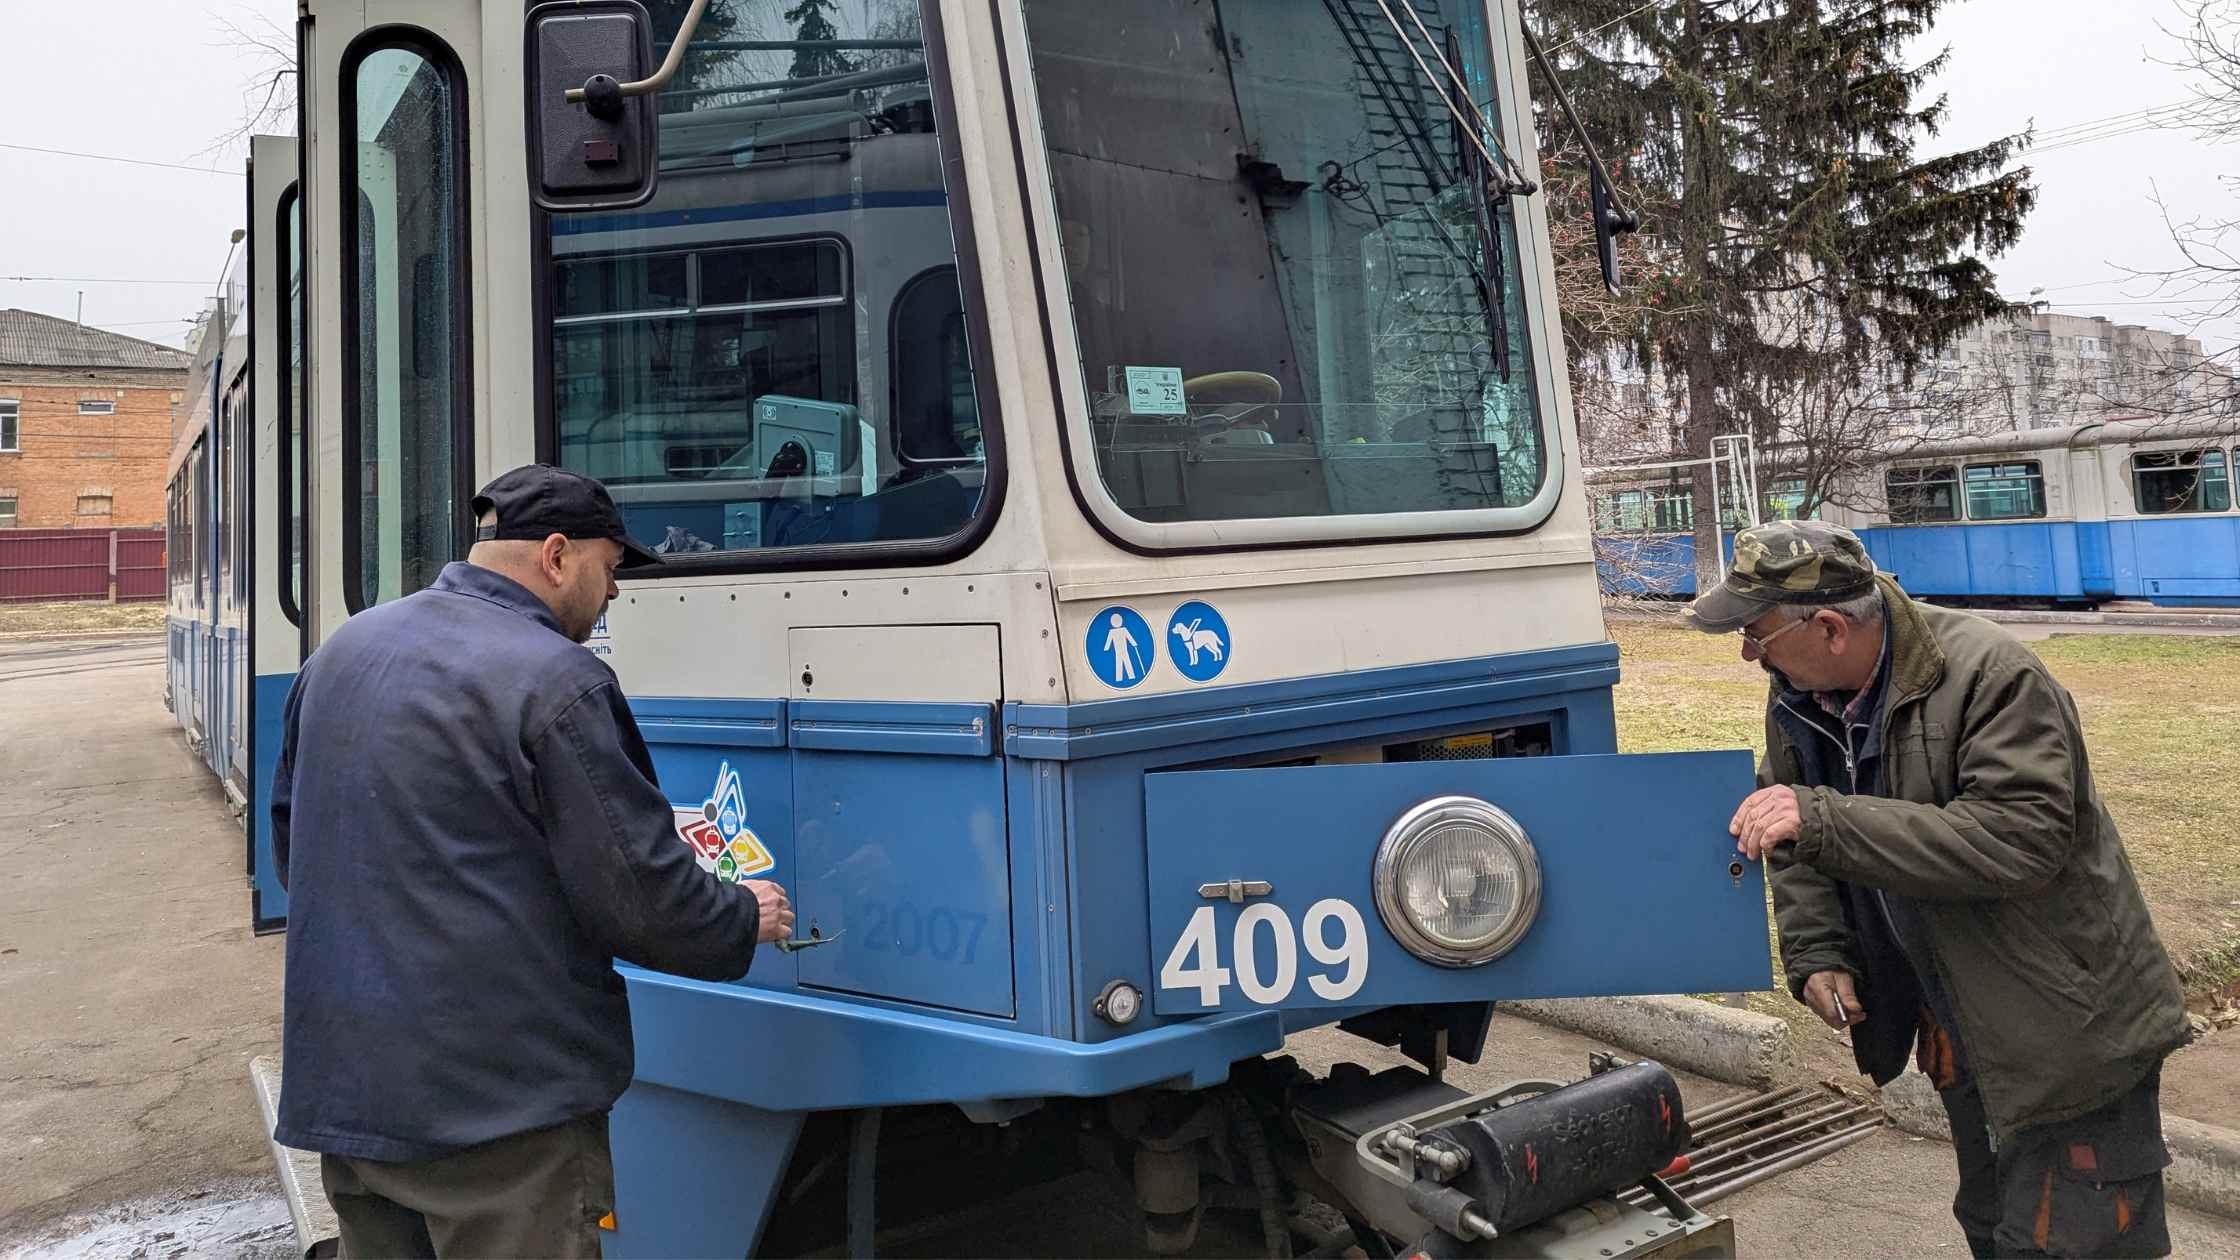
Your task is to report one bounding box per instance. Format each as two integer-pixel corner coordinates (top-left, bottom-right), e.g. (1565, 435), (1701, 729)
(2131, 447), (2233, 516)
(889, 265), (981, 468)
(1013, 0), (1565, 553)
(275, 182), (305, 628)
(1962, 460), (2047, 521)
(525, 0), (1008, 576)
(549, 235), (857, 459)
(339, 28), (474, 615)
(1885, 465), (1962, 525)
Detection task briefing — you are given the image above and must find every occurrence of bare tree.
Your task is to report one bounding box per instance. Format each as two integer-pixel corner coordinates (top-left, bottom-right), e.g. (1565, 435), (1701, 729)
(2114, 0), (2240, 417)
(205, 11), (298, 159)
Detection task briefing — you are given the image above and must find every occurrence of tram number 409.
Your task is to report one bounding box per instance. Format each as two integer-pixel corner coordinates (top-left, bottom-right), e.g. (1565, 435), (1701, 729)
(1158, 900), (1369, 1007)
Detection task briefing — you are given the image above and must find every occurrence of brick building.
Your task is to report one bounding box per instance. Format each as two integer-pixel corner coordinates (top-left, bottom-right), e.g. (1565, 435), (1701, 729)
(0, 309), (192, 530)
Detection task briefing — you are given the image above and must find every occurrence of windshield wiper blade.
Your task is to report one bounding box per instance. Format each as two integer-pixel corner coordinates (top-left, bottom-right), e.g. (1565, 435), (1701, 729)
(1447, 28), (1512, 382)
(1367, 0), (1536, 197)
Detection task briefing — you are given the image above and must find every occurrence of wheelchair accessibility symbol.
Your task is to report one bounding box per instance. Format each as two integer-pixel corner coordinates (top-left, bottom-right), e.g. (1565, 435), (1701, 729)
(1165, 601), (1231, 683)
(1087, 605), (1156, 690)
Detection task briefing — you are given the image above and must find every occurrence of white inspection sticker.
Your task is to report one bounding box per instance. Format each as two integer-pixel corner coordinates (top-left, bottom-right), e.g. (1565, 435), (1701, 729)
(1124, 365), (1188, 416)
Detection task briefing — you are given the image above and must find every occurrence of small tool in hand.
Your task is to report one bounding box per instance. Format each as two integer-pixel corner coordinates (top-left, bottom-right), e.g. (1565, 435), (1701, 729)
(1831, 990), (1851, 1025)
(775, 930), (842, 954)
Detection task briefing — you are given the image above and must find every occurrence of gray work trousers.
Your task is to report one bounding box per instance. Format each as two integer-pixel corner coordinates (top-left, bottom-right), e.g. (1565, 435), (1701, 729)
(319, 1112), (614, 1259)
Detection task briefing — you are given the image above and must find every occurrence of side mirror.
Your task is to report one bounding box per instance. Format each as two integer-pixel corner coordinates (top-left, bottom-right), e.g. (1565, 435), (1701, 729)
(525, 0), (661, 212)
(1591, 171), (1642, 297)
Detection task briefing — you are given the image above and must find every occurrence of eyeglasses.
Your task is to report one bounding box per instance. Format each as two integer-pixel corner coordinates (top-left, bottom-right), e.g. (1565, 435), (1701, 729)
(1740, 617), (1808, 654)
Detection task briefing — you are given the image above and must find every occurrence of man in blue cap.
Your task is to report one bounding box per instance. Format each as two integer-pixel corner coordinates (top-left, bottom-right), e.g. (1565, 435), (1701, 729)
(271, 464), (792, 1257)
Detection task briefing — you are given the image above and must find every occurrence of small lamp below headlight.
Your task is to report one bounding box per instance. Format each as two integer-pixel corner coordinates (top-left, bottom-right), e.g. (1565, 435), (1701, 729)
(1094, 979), (1143, 1025)
(1373, 795), (1542, 968)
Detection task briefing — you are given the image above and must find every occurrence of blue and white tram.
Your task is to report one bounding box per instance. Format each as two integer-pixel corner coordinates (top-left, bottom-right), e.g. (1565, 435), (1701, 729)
(1820, 416), (2240, 607)
(165, 134), (299, 933)
(164, 245), (251, 837)
(250, 0), (1775, 1253)
(1593, 416), (2240, 608)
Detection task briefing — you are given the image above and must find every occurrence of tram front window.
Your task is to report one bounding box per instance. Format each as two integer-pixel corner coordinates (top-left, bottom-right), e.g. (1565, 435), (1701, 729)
(1020, 0), (1549, 530)
(540, 0), (986, 560)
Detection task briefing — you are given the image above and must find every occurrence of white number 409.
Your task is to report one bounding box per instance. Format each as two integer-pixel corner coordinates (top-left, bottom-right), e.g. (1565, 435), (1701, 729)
(1158, 899), (1368, 1006)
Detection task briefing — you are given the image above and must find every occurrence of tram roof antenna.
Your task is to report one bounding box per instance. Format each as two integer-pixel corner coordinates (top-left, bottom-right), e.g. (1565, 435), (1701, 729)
(566, 0), (711, 107)
(1365, 0), (1537, 196)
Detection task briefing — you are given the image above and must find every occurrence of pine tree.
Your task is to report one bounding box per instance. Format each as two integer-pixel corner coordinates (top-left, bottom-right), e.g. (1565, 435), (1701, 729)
(1528, 0), (2036, 582)
(784, 0), (857, 80)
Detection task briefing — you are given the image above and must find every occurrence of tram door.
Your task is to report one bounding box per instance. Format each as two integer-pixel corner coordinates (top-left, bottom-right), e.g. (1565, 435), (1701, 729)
(298, 3), (494, 648)
(248, 134), (302, 932)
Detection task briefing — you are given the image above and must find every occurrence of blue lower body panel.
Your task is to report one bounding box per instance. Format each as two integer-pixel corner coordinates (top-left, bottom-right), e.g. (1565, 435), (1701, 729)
(1607, 520), (2240, 606)
(251, 672), (294, 931)
(608, 641), (1768, 1253)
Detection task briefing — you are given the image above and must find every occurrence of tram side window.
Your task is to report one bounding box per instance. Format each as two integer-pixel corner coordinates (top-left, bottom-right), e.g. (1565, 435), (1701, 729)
(2133, 449), (2232, 515)
(1886, 466), (1961, 524)
(1963, 461), (2046, 520)
(892, 268), (981, 465)
(345, 38), (467, 609)
(541, 0), (989, 562)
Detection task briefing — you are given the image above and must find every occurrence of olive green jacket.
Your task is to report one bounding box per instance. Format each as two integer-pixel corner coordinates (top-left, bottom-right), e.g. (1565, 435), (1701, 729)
(1763, 576), (2190, 1137)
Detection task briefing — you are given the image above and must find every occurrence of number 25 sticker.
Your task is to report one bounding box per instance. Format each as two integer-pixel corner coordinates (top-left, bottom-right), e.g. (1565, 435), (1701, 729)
(1158, 899), (1368, 1006)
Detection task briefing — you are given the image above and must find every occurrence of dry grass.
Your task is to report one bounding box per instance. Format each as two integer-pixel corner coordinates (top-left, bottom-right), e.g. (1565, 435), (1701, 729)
(1610, 615), (2240, 994)
(0, 600), (166, 636)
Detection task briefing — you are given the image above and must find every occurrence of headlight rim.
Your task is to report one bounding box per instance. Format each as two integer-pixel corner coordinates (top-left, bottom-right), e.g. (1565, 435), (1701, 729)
(1372, 794), (1543, 968)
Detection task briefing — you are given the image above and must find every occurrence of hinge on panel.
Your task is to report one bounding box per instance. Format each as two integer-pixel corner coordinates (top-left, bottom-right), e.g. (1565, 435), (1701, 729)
(1197, 879), (1273, 904)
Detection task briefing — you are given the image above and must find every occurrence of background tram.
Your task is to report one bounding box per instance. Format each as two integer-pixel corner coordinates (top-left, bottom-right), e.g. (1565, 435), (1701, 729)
(1594, 414), (2240, 608)
(164, 244), (253, 855)
(169, 0), (1787, 1254)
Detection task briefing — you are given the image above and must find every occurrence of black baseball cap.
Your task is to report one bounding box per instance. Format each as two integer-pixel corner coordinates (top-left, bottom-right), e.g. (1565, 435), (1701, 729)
(470, 465), (661, 569)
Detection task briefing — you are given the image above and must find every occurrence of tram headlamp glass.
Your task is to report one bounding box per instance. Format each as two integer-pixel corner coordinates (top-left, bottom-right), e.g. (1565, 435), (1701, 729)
(1373, 796), (1542, 967)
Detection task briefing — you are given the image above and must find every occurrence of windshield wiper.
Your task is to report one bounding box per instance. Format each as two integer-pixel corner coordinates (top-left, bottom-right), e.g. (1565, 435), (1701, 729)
(1367, 0), (1536, 197)
(1446, 29), (1512, 382)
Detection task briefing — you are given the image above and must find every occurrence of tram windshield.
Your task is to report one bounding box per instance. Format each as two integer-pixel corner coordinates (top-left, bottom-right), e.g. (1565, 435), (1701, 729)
(1019, 0), (1548, 529)
(542, 0), (985, 560)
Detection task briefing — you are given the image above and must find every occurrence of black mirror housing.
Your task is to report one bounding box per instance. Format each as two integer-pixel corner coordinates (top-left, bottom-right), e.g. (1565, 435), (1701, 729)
(526, 0), (660, 212)
(1591, 171), (1641, 297)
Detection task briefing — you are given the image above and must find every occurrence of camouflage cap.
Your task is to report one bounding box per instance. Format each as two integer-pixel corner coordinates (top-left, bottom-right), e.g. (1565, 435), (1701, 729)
(1687, 520), (1878, 633)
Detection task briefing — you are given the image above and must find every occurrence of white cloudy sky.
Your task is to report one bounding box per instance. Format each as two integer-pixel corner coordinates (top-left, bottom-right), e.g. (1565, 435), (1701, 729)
(0, 0), (2232, 352)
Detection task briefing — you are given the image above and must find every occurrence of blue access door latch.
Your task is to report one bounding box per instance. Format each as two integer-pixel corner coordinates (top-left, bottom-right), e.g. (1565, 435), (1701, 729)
(1142, 751), (1769, 1016)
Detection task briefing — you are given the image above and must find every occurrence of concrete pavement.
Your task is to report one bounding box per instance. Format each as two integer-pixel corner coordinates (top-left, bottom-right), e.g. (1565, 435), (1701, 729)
(0, 634), (287, 1249)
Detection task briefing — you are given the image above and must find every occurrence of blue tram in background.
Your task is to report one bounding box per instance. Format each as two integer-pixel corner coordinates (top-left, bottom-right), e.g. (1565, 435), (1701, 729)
(1596, 415), (2240, 607)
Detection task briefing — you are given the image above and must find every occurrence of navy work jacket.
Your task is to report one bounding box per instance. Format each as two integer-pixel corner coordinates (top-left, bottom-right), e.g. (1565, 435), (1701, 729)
(271, 562), (760, 1162)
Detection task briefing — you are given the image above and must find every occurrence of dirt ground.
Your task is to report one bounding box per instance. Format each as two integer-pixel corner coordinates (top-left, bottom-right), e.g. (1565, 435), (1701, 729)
(1607, 611), (2240, 1128)
(0, 637), (287, 1247)
(0, 600), (166, 637)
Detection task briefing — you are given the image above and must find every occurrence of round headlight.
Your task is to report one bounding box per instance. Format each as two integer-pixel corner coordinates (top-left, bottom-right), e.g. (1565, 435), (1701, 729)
(1372, 795), (1542, 967)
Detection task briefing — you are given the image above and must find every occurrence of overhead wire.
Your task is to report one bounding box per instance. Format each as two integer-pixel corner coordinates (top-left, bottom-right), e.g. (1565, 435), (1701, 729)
(1541, 0), (1667, 57)
(0, 141), (238, 177)
(2, 275), (215, 286)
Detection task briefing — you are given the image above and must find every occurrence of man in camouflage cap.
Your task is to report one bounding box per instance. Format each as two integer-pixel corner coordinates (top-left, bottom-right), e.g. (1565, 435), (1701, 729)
(1695, 521), (2188, 1259)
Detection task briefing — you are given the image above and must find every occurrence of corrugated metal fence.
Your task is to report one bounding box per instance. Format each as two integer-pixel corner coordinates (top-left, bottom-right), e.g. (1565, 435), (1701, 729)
(0, 530), (167, 604)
